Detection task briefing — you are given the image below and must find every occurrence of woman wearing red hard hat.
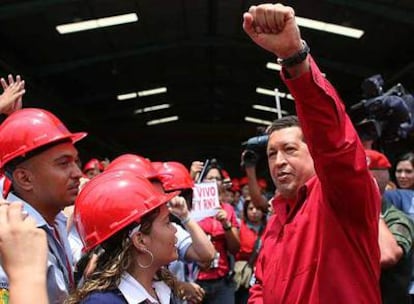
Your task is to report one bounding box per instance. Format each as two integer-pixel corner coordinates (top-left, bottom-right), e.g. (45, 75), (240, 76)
(66, 169), (181, 303)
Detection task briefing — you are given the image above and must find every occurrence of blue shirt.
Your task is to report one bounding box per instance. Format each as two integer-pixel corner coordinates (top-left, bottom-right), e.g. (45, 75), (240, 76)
(383, 189), (414, 221)
(0, 191), (74, 304)
(383, 189), (414, 294)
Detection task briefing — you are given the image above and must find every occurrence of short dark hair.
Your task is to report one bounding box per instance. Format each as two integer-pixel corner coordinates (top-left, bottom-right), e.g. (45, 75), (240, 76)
(397, 152), (414, 168)
(266, 115), (301, 135)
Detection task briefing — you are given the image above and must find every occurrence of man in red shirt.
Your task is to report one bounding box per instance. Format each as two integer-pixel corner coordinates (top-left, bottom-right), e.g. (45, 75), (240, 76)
(243, 4), (381, 303)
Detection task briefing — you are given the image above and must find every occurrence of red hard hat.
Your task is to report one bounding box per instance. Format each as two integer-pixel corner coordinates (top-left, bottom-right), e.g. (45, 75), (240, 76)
(83, 158), (104, 173)
(221, 169), (230, 180)
(0, 108), (87, 170)
(151, 161), (163, 171)
(106, 154), (160, 180)
(258, 178), (268, 190)
(74, 170), (178, 252)
(231, 178), (241, 192)
(153, 161), (194, 192)
(239, 176), (249, 187)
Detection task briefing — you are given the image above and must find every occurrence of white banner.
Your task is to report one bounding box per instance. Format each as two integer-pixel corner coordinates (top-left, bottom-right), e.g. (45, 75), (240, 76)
(190, 181), (220, 221)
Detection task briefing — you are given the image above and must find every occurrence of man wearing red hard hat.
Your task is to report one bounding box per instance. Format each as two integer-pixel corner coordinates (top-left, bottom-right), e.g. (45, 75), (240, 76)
(0, 107), (87, 303)
(82, 158), (105, 179)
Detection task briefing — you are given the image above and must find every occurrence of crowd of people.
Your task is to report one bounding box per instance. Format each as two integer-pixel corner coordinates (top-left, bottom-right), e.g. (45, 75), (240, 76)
(0, 3), (413, 304)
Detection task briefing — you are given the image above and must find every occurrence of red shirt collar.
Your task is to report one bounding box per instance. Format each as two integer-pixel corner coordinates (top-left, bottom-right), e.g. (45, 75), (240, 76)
(271, 175), (317, 218)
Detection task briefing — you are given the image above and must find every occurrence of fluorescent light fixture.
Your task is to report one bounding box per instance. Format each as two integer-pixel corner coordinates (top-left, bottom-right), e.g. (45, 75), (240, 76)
(296, 16), (364, 39)
(57, 13), (138, 34)
(256, 87), (276, 96)
(256, 87), (294, 100)
(147, 115), (179, 126)
(138, 87), (167, 97)
(134, 104), (171, 114)
(117, 92), (137, 101)
(252, 104), (289, 115)
(117, 86), (167, 101)
(266, 62), (282, 71)
(245, 116), (272, 126)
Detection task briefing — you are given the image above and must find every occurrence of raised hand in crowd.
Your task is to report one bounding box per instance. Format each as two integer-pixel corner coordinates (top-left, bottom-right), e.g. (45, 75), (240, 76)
(0, 74), (25, 115)
(215, 207), (229, 226)
(177, 281), (205, 303)
(243, 3), (309, 77)
(168, 195), (215, 265)
(168, 196), (190, 220)
(190, 161), (204, 181)
(0, 201), (48, 304)
(240, 149), (268, 211)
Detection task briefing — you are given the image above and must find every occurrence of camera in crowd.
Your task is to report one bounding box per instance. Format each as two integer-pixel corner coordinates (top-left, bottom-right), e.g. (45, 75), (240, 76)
(350, 74), (414, 143)
(243, 134), (269, 151)
(241, 127), (269, 167)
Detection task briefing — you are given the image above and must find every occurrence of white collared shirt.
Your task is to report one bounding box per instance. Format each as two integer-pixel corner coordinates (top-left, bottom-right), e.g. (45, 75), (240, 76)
(118, 272), (172, 304)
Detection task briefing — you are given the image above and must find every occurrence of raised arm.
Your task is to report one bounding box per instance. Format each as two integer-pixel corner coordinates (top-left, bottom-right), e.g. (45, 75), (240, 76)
(0, 75), (25, 115)
(243, 4), (379, 223)
(169, 196), (215, 263)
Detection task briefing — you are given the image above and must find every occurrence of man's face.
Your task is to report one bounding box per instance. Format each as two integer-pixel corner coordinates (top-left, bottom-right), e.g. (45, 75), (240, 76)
(20, 142), (82, 209)
(85, 167), (101, 179)
(241, 184), (250, 198)
(267, 127), (315, 199)
(223, 190), (235, 205)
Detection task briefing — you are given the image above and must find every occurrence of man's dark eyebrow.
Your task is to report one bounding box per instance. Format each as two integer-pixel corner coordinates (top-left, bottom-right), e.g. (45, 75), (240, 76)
(53, 154), (76, 163)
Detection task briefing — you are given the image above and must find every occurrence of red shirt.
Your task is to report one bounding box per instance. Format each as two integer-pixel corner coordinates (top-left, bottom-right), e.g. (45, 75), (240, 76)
(248, 57), (381, 304)
(236, 221), (263, 262)
(197, 202), (239, 280)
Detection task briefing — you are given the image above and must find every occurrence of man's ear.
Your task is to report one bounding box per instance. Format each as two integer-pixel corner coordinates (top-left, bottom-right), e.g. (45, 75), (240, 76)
(12, 167), (34, 191)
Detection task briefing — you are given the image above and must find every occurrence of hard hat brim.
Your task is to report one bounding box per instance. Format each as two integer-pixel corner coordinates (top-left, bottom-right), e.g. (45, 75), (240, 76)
(70, 132), (88, 144)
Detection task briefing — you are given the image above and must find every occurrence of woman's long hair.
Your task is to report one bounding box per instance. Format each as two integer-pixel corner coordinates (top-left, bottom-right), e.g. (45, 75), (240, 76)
(65, 207), (180, 304)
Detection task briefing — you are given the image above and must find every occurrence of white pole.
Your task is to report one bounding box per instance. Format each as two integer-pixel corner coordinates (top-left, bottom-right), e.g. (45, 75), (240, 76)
(274, 88), (282, 119)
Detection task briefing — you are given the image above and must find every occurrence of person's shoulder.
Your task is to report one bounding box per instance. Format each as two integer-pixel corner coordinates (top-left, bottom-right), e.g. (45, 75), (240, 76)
(80, 289), (127, 304)
(384, 189), (403, 199)
(385, 189), (414, 200)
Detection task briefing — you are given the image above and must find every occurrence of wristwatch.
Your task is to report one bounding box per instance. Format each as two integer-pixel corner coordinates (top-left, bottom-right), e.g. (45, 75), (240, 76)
(277, 40), (310, 68)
